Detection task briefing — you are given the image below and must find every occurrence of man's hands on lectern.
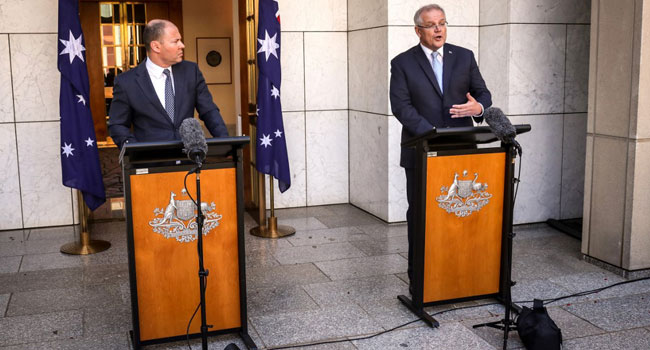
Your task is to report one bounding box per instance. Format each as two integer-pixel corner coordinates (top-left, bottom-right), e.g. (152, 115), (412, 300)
(450, 93), (482, 118)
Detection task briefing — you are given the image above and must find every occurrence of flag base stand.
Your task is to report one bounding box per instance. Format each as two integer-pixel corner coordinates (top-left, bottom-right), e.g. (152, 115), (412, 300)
(250, 175), (295, 239)
(61, 190), (111, 255)
(250, 216), (295, 238)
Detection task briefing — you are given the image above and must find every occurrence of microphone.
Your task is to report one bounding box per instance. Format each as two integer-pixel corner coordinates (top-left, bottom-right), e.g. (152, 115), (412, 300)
(484, 107), (522, 155)
(179, 118), (208, 163)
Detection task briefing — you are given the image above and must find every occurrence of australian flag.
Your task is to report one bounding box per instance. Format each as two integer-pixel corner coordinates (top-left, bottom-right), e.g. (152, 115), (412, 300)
(58, 0), (106, 210)
(256, 0), (291, 192)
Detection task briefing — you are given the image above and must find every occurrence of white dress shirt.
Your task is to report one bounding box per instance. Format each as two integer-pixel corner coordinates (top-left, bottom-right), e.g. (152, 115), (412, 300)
(145, 58), (175, 109)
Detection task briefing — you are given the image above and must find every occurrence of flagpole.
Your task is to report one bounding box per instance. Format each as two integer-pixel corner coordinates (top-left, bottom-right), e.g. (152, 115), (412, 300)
(250, 174), (295, 238)
(61, 190), (111, 255)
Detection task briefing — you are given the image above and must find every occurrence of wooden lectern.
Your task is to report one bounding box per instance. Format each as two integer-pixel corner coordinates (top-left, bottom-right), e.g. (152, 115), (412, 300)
(398, 125), (530, 327)
(121, 137), (257, 349)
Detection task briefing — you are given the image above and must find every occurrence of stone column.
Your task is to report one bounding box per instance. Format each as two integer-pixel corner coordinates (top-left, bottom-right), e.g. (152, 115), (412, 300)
(582, 0), (650, 272)
(348, 0), (480, 222)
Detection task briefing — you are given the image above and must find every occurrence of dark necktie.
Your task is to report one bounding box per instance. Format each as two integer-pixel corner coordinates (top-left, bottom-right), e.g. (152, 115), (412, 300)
(163, 68), (174, 122)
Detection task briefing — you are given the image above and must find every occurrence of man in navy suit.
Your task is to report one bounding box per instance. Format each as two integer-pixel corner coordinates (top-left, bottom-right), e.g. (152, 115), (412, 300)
(389, 4), (492, 286)
(108, 19), (228, 149)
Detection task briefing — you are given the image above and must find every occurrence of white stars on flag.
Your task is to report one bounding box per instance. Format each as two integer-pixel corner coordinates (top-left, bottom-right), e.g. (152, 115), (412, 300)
(260, 134), (273, 148)
(270, 85), (280, 99)
(274, 129), (283, 138)
(84, 137), (95, 147)
(257, 30), (279, 61)
(62, 142), (75, 157)
(76, 94), (86, 105)
(59, 30), (86, 64)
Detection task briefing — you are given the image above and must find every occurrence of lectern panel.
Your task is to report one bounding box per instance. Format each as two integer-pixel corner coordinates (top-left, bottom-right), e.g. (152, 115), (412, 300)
(423, 151), (505, 303)
(129, 168), (241, 341)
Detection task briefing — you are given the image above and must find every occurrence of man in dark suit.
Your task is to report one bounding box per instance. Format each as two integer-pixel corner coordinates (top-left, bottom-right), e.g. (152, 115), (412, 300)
(389, 4), (492, 286)
(108, 19), (228, 149)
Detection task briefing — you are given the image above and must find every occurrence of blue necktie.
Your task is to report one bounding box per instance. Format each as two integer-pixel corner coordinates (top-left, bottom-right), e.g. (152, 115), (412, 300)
(163, 68), (175, 122)
(432, 51), (443, 93)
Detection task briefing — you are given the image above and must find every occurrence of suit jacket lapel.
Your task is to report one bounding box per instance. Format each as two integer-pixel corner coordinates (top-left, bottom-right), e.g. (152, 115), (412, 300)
(412, 46), (442, 97)
(135, 63), (173, 126)
(442, 45), (455, 98)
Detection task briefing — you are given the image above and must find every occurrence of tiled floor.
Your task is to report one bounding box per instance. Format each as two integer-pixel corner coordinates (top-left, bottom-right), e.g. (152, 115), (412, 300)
(1, 204), (650, 349)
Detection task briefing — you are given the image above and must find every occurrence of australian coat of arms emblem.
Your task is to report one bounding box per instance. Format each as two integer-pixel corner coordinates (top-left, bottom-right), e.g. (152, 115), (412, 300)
(436, 170), (492, 218)
(149, 189), (223, 243)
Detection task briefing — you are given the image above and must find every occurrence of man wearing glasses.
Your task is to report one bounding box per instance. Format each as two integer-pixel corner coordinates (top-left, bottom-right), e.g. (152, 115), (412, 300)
(389, 4), (492, 290)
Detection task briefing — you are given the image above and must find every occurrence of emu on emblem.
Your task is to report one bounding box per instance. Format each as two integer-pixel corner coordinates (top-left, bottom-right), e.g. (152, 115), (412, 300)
(436, 170), (492, 218)
(149, 189), (223, 243)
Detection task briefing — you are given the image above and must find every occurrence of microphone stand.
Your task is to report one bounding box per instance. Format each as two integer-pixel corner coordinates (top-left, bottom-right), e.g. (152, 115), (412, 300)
(192, 155), (211, 350)
(472, 144), (521, 350)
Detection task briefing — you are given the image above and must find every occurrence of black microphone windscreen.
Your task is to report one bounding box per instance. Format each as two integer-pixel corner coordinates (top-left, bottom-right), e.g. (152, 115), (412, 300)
(484, 107), (516, 144)
(179, 118), (208, 160)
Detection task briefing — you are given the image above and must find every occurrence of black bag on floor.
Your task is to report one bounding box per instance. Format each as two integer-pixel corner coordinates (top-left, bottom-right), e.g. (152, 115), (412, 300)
(516, 299), (562, 350)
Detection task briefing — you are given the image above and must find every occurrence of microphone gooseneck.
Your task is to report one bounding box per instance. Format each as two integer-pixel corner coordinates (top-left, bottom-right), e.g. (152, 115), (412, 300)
(179, 118), (208, 163)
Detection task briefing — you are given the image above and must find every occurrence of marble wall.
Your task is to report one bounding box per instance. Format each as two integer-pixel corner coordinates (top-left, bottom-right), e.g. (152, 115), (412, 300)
(480, 0), (591, 224)
(0, 0), (79, 231)
(268, 0), (349, 208)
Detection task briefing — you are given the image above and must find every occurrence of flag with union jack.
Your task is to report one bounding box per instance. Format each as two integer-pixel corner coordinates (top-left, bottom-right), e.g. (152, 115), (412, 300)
(256, 0), (291, 192)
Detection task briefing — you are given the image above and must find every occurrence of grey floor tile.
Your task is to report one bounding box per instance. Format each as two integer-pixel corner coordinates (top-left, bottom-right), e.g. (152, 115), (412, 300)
(562, 328), (650, 350)
(360, 297), (426, 330)
(245, 249), (280, 268)
(0, 256), (21, 274)
(276, 217), (328, 231)
(349, 235), (408, 256)
(314, 213), (384, 229)
(0, 310), (83, 347)
(465, 314), (524, 349)
(352, 322), (495, 350)
(83, 304), (132, 336)
(303, 275), (408, 307)
(0, 294), (8, 317)
(0, 230), (27, 243)
(250, 303), (382, 348)
(6, 287), (83, 317)
(0, 267), (83, 294)
(428, 303), (504, 323)
(6, 283), (124, 317)
(245, 263), (330, 289)
(545, 306), (605, 339)
(78, 249), (129, 267)
(0, 241), (24, 257)
(0, 333), (129, 350)
(273, 242), (365, 265)
(19, 252), (83, 272)
(283, 341), (357, 350)
(511, 279), (573, 304)
(247, 285), (319, 316)
(396, 272), (409, 284)
(550, 271), (650, 302)
(314, 254), (407, 280)
(82, 263), (129, 285)
(563, 292), (650, 331)
(244, 234), (293, 251)
(286, 226), (369, 246)
(272, 206), (338, 219)
(356, 223), (408, 239)
(144, 333), (251, 350)
(511, 251), (586, 281)
(27, 226), (77, 241)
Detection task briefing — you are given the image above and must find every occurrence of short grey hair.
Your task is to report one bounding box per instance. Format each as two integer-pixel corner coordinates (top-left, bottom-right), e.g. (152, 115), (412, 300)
(143, 19), (172, 53)
(413, 4), (446, 26)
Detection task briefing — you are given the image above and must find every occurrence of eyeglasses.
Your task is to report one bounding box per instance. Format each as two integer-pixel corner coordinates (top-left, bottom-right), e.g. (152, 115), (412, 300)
(417, 22), (448, 30)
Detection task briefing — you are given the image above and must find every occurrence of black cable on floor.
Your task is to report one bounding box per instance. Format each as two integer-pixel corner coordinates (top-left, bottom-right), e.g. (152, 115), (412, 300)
(266, 302), (501, 350)
(514, 276), (650, 306)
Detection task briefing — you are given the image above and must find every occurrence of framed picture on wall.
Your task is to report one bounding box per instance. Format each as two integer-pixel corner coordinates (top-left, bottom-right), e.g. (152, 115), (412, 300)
(196, 37), (232, 85)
